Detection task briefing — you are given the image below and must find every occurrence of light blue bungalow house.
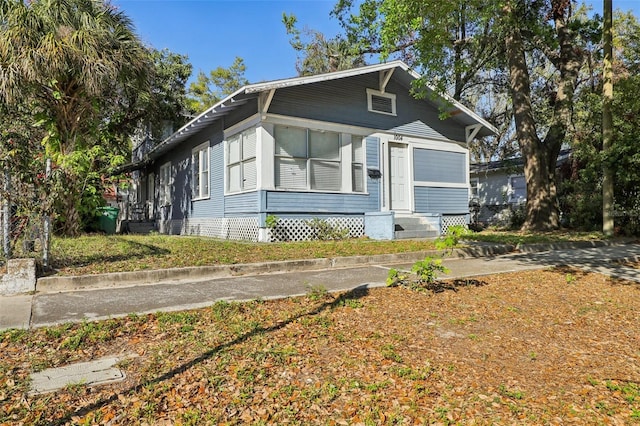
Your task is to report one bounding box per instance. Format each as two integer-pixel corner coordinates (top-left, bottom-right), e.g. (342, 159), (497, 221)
(127, 61), (496, 241)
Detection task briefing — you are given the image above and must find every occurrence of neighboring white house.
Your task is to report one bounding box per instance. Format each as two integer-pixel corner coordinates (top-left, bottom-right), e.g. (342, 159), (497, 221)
(470, 149), (571, 225)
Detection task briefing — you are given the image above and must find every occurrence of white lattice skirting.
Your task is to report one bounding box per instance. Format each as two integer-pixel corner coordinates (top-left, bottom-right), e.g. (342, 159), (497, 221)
(180, 218), (260, 241)
(269, 217), (364, 242)
(441, 214), (469, 234)
(171, 216), (364, 242)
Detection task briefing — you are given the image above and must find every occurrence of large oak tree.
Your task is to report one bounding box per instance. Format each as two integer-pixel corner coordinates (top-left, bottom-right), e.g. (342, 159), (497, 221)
(334, 0), (590, 230)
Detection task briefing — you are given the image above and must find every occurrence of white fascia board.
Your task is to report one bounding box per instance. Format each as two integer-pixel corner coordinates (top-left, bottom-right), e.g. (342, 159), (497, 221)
(244, 61), (409, 94)
(149, 87), (250, 157)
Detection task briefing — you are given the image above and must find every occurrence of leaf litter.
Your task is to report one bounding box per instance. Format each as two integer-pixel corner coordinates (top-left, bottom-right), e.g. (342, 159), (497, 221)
(1, 267), (640, 425)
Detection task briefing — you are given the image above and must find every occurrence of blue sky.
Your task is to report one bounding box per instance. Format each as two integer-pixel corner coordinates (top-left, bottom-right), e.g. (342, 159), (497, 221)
(113, 0), (640, 85)
(113, 0), (343, 84)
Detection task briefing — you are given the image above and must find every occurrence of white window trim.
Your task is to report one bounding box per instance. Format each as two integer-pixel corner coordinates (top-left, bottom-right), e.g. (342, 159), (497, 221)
(159, 162), (172, 207)
(351, 135), (366, 193)
(226, 127), (257, 194)
(367, 88), (397, 116)
(192, 142), (210, 201)
(274, 125), (347, 193)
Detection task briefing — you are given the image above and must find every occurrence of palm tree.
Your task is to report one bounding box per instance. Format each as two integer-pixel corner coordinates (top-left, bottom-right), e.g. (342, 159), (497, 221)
(0, 0), (152, 235)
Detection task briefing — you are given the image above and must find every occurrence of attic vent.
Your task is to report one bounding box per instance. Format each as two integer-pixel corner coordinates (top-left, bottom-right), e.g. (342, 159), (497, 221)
(366, 88), (396, 116)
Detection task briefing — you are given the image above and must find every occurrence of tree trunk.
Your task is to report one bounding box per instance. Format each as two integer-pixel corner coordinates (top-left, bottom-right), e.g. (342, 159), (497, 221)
(503, 0), (582, 231)
(503, 12), (557, 231)
(602, 0), (614, 235)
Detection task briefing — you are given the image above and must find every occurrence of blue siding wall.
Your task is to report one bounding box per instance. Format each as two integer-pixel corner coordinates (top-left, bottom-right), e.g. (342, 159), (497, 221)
(155, 138), (191, 221)
(366, 137), (381, 211)
(265, 192), (376, 214)
(155, 120), (229, 220)
(414, 187), (469, 214)
(268, 74), (465, 142)
(225, 191), (260, 215)
(414, 149), (466, 183)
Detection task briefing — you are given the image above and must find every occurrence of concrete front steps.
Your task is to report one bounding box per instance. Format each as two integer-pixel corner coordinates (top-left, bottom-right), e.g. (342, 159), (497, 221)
(394, 215), (439, 239)
(123, 221), (155, 234)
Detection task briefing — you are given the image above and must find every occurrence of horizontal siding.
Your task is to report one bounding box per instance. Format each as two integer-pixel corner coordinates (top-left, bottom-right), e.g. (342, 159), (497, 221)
(391, 120), (445, 140)
(366, 137), (381, 211)
(269, 74), (465, 142)
(265, 191), (377, 214)
(414, 187), (469, 214)
(473, 170), (511, 206)
(414, 149), (466, 183)
(225, 191), (260, 214)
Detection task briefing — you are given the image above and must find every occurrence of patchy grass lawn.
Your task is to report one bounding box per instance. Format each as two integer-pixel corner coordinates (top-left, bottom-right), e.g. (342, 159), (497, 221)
(2, 268), (639, 425)
(464, 229), (608, 246)
(46, 230), (608, 276)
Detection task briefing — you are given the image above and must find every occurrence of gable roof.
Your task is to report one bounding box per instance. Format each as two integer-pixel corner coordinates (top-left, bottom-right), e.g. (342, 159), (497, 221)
(147, 60), (498, 161)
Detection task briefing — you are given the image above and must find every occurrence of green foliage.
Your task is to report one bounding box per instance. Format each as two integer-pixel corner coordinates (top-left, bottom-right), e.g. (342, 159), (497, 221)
(265, 215), (279, 229)
(306, 284), (329, 301)
(561, 72), (640, 235)
(499, 384), (525, 400)
(305, 218), (350, 241)
(334, 0), (598, 231)
(187, 57), (249, 114)
(283, 13), (366, 76)
(386, 268), (409, 287)
(387, 256), (449, 290)
(0, 0), (152, 236)
(59, 320), (120, 350)
(435, 225), (471, 251)
(144, 48), (193, 141)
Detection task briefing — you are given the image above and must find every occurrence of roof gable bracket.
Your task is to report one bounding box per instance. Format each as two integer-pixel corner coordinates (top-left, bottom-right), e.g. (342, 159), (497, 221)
(260, 89), (276, 119)
(379, 69), (394, 93)
(465, 124), (483, 144)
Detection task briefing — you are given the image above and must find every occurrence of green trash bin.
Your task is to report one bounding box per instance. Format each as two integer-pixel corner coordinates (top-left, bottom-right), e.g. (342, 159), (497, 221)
(98, 206), (120, 234)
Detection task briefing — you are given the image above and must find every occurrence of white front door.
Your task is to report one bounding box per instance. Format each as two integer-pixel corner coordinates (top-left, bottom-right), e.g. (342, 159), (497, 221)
(389, 143), (409, 211)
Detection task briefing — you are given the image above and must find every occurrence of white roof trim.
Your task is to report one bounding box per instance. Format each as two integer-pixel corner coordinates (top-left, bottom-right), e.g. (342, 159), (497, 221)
(243, 60), (410, 94)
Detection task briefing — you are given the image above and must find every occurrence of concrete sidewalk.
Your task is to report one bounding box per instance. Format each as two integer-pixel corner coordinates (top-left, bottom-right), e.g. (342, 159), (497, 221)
(2, 241), (639, 331)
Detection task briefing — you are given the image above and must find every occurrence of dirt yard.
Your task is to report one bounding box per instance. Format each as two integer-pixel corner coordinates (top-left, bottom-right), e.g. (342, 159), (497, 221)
(1, 267), (639, 425)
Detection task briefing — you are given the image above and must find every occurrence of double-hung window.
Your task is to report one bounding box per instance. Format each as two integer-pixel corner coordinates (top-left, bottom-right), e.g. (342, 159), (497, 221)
(159, 162), (171, 206)
(227, 128), (257, 193)
(352, 136), (365, 192)
(192, 142), (210, 200)
(275, 125), (341, 191)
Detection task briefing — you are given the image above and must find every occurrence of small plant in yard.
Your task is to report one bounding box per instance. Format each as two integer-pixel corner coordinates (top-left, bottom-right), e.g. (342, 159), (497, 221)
(412, 257), (449, 284)
(265, 214), (279, 229)
(387, 256), (450, 291)
(386, 268), (409, 287)
(305, 217), (350, 240)
(435, 224), (472, 252)
(566, 273), (576, 284)
(306, 283), (329, 301)
(499, 384), (524, 400)
(380, 344), (403, 362)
